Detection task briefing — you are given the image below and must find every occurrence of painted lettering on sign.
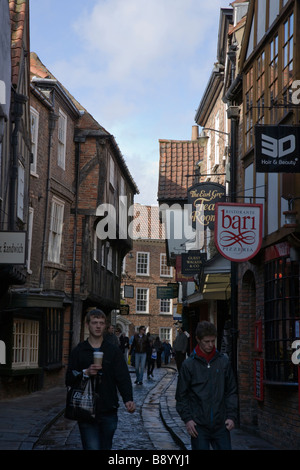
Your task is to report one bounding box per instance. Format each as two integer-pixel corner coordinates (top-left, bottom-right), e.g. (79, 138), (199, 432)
(214, 203), (263, 262)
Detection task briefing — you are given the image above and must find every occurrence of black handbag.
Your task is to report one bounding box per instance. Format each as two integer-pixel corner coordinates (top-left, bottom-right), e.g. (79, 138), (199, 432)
(65, 376), (99, 423)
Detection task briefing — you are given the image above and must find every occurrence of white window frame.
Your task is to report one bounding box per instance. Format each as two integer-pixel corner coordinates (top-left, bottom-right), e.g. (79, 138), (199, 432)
(160, 253), (173, 277)
(107, 245), (113, 272)
(214, 113), (220, 167)
(17, 161), (25, 221)
(136, 252), (150, 276)
(110, 155), (115, 188)
(12, 319), (39, 369)
(159, 327), (172, 344)
(48, 197), (64, 264)
(160, 298), (172, 315)
(93, 230), (98, 262)
(101, 243), (105, 267)
(119, 177), (127, 238)
(206, 130), (212, 178)
(136, 288), (149, 313)
(58, 108), (67, 170)
(30, 107), (39, 175)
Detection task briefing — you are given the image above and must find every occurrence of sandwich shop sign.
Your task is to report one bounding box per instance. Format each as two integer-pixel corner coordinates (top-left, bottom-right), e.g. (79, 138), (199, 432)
(214, 203), (263, 262)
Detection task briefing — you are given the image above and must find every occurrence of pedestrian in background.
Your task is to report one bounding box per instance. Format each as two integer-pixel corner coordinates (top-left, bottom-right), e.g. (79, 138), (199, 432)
(119, 332), (129, 363)
(146, 338), (156, 379)
(162, 340), (172, 365)
(173, 327), (189, 372)
(105, 324), (119, 347)
(66, 309), (135, 450)
(153, 337), (162, 368)
(131, 326), (149, 385)
(175, 321), (237, 450)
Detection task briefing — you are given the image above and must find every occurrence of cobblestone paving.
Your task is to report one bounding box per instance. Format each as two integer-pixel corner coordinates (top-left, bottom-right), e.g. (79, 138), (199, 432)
(33, 367), (180, 451)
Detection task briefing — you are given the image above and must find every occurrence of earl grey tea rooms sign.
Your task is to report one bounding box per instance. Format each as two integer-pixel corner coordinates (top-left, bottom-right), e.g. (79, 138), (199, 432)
(255, 125), (300, 173)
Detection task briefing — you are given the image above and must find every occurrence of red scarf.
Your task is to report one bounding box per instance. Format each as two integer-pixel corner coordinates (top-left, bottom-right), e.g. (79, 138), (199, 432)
(195, 344), (216, 363)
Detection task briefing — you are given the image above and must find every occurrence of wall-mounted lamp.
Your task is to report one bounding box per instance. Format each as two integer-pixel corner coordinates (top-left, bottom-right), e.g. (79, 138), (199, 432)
(198, 129), (210, 146)
(128, 252), (134, 259)
(198, 127), (230, 146)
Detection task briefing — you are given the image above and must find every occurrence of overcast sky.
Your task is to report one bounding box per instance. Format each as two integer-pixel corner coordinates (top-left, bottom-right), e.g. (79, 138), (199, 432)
(30, 0), (228, 206)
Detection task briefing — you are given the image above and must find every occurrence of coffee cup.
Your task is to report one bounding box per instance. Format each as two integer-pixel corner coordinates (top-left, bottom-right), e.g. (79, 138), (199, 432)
(93, 351), (103, 366)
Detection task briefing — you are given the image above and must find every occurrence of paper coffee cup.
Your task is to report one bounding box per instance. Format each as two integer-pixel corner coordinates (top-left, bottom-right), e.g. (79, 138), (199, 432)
(93, 351), (103, 366)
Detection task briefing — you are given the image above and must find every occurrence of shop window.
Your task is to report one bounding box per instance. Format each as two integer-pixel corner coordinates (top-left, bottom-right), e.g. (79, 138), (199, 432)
(264, 257), (299, 384)
(12, 319), (39, 369)
(45, 308), (63, 367)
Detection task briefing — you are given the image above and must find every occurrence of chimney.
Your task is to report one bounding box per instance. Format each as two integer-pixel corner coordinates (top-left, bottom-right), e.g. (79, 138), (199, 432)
(192, 125), (199, 141)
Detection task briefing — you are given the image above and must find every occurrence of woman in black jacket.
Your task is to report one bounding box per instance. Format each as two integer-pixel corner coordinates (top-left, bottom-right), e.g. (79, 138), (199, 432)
(66, 309), (135, 450)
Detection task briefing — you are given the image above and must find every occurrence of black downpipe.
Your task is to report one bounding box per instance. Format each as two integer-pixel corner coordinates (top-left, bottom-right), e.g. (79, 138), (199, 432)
(230, 115), (239, 425)
(70, 138), (83, 355)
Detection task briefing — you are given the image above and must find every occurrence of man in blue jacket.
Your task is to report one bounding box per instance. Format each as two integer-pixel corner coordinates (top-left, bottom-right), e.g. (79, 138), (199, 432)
(66, 309), (135, 450)
(175, 321), (237, 450)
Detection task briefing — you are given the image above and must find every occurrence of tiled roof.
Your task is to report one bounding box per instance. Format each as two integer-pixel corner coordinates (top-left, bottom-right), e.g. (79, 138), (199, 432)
(132, 204), (165, 240)
(9, 0), (28, 87)
(158, 139), (203, 202)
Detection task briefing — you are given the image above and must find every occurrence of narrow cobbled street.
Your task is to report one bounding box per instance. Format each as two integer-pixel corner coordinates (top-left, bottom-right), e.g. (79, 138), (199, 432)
(33, 367), (185, 451)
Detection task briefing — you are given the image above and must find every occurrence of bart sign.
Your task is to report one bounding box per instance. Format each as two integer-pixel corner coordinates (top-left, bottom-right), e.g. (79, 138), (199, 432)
(214, 203), (263, 262)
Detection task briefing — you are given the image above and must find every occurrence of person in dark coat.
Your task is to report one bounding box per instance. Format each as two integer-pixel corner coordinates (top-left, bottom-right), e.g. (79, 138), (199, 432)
(66, 309), (135, 450)
(175, 321), (237, 450)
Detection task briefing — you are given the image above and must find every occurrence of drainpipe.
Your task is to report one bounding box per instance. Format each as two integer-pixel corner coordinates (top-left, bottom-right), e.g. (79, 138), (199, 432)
(70, 135), (85, 354)
(227, 105), (240, 425)
(9, 93), (27, 230)
(39, 110), (58, 288)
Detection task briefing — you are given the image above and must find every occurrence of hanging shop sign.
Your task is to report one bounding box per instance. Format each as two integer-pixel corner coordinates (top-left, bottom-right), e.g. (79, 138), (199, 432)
(157, 284), (178, 299)
(119, 304), (129, 315)
(175, 255), (194, 282)
(181, 252), (207, 276)
(255, 125), (300, 173)
(187, 182), (226, 230)
(214, 203), (263, 262)
(0, 232), (26, 265)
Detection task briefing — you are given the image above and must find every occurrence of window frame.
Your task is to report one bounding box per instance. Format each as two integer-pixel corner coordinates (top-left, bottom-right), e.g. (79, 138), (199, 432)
(12, 318), (40, 369)
(264, 256), (299, 385)
(136, 252), (150, 276)
(160, 253), (173, 277)
(30, 106), (39, 175)
(48, 197), (65, 264)
(57, 108), (67, 170)
(136, 287), (149, 314)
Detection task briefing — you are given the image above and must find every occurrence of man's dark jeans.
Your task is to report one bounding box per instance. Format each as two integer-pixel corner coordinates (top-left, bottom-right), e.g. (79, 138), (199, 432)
(78, 412), (118, 450)
(191, 424), (232, 450)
